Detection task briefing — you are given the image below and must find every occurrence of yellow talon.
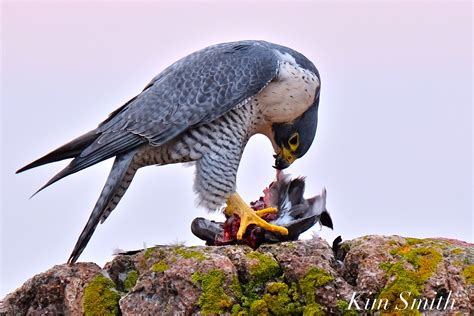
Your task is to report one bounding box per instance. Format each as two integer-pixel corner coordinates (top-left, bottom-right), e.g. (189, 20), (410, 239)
(225, 192), (289, 240)
(255, 208), (278, 217)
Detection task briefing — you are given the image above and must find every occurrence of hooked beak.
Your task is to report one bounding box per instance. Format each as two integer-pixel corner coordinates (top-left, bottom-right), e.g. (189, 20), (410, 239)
(273, 146), (296, 170)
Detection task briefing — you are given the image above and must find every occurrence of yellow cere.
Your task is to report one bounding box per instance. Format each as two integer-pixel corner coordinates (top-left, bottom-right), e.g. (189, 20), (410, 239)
(282, 147), (296, 164)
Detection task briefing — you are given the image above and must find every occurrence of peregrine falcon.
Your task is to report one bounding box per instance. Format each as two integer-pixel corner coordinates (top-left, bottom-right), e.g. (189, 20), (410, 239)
(17, 40), (321, 263)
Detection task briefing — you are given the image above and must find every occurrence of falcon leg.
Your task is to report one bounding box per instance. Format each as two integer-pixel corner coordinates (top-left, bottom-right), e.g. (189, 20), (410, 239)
(225, 192), (288, 240)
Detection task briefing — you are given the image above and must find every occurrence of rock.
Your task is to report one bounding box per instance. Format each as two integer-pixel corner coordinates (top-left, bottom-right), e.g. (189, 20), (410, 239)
(1, 235), (473, 315)
(0, 263), (101, 315)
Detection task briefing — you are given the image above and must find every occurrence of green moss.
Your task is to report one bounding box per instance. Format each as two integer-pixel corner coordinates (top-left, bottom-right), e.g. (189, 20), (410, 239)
(300, 267), (333, 306)
(266, 281), (287, 294)
(336, 299), (347, 310)
(230, 255), (336, 315)
(82, 274), (120, 316)
(231, 265), (333, 315)
(246, 252), (281, 285)
(264, 283), (289, 313)
(143, 246), (157, 259)
(191, 271), (201, 284)
(230, 263), (336, 315)
(379, 261), (422, 313)
(123, 270), (138, 292)
(406, 248), (441, 279)
(231, 276), (243, 300)
(302, 303), (324, 315)
(453, 260), (464, 267)
(249, 299), (269, 315)
(451, 248), (463, 255)
(237, 252), (282, 308)
(151, 260), (168, 273)
(174, 247), (205, 261)
(379, 262), (392, 271)
(193, 269), (233, 314)
(262, 282), (301, 315)
(231, 303), (244, 315)
(336, 299), (359, 315)
(462, 264), (474, 284)
(405, 237), (422, 245)
(424, 239), (451, 252)
(290, 282), (300, 302)
(378, 244), (442, 312)
(228, 252), (284, 313)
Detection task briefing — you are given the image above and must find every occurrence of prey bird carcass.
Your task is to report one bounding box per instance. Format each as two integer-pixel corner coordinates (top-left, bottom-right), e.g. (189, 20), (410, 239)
(192, 172), (333, 248)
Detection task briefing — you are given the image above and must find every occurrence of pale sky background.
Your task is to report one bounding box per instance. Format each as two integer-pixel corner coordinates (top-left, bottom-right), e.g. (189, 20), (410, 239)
(1, 1), (472, 297)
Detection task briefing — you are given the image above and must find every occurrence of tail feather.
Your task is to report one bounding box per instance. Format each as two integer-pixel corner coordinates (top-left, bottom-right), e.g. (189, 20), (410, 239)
(25, 131), (144, 197)
(29, 144), (120, 197)
(30, 163), (79, 198)
(67, 149), (138, 264)
(16, 131), (98, 173)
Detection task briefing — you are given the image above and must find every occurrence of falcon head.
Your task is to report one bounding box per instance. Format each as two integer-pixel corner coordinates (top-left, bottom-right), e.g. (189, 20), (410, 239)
(272, 95), (320, 170)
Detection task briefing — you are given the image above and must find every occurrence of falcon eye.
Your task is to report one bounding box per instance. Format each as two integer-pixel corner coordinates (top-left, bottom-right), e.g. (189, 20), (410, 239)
(288, 133), (299, 151)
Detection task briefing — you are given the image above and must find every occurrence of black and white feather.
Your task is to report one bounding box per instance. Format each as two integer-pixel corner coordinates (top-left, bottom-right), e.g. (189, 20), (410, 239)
(264, 172), (333, 242)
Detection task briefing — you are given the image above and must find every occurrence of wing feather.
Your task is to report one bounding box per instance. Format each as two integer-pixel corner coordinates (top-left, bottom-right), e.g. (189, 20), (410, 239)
(45, 41), (279, 174)
(88, 41), (279, 155)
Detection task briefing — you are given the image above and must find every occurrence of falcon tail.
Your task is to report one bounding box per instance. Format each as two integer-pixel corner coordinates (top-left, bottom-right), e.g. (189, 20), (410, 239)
(68, 149), (138, 264)
(16, 130), (98, 174)
(17, 129), (143, 197)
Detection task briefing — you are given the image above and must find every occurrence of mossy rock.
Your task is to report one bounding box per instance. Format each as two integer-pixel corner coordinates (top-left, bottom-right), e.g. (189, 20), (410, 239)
(246, 252), (282, 286)
(262, 282), (302, 315)
(299, 267), (333, 314)
(192, 269), (233, 314)
(378, 241), (443, 312)
(462, 264), (474, 284)
(82, 274), (121, 316)
(174, 247), (206, 261)
(123, 270), (138, 292)
(336, 300), (359, 316)
(151, 260), (169, 273)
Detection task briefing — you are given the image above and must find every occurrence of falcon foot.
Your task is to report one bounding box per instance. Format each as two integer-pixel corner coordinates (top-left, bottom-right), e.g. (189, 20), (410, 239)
(225, 192), (289, 240)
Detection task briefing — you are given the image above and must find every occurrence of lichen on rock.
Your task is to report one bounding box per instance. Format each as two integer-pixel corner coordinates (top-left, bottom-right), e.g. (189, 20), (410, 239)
(192, 269), (233, 314)
(236, 251), (283, 311)
(151, 260), (168, 273)
(377, 239), (445, 312)
(82, 274), (120, 316)
(262, 282), (301, 314)
(299, 267), (334, 314)
(174, 247), (206, 261)
(122, 270), (138, 292)
(246, 251), (282, 287)
(1, 235), (472, 315)
(463, 264), (474, 285)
